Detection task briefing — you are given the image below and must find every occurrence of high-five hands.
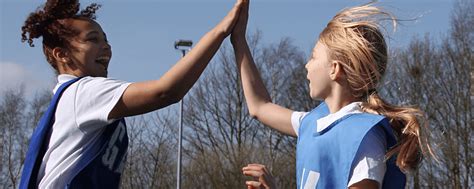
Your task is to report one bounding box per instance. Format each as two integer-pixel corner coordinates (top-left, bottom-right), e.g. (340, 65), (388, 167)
(231, 0), (249, 43)
(216, 0), (249, 37)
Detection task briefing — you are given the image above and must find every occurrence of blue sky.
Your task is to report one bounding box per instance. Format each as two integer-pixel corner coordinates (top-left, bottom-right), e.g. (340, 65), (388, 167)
(1, 0), (455, 97)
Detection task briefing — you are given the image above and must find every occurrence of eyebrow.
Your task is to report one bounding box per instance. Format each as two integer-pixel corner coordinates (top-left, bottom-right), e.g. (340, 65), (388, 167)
(86, 31), (100, 37)
(86, 31), (108, 40)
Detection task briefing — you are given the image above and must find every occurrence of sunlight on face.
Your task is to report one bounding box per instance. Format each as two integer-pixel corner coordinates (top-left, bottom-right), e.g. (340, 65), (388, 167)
(63, 18), (112, 77)
(305, 41), (332, 100)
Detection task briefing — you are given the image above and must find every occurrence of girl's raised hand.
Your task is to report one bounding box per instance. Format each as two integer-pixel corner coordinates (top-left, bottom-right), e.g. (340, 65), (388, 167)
(231, 0), (249, 43)
(215, 0), (247, 37)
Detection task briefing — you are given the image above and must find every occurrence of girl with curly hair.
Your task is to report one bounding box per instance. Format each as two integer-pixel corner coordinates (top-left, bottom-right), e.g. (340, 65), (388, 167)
(19, 0), (247, 188)
(232, 1), (432, 189)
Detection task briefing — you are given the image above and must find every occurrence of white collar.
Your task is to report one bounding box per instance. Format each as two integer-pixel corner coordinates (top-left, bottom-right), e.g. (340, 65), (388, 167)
(53, 74), (78, 94)
(316, 102), (363, 133)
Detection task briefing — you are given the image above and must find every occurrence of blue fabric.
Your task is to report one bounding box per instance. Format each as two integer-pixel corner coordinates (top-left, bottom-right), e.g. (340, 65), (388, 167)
(20, 77), (82, 189)
(67, 119), (128, 189)
(296, 102), (405, 189)
(20, 77), (129, 189)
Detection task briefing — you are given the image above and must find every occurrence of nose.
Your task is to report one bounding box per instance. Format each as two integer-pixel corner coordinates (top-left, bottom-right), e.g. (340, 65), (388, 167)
(103, 42), (111, 51)
(102, 42), (112, 56)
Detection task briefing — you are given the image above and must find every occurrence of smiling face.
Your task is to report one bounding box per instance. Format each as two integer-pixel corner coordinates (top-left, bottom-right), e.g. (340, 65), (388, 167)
(305, 41), (333, 100)
(58, 18), (112, 77)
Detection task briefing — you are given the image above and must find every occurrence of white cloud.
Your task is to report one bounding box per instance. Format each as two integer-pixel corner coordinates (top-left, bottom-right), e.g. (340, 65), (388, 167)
(0, 62), (55, 97)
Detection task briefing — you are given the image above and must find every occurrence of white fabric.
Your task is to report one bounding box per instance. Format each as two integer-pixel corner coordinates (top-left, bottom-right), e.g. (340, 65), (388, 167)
(291, 102), (386, 188)
(348, 127), (387, 188)
(315, 102), (362, 132)
(291, 111), (308, 136)
(37, 74), (130, 189)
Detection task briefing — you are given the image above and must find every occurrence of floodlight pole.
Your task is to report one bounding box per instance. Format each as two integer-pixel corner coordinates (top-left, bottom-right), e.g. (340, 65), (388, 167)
(174, 39), (192, 189)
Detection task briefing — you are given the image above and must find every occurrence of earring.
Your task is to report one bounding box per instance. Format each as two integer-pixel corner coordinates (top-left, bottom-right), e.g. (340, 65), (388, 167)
(62, 58), (72, 65)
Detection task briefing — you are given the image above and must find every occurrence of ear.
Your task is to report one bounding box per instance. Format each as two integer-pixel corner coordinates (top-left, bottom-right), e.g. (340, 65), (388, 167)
(329, 60), (344, 80)
(52, 47), (70, 65)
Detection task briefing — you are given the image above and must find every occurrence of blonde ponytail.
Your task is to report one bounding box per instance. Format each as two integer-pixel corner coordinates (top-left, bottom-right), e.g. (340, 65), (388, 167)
(362, 92), (431, 172)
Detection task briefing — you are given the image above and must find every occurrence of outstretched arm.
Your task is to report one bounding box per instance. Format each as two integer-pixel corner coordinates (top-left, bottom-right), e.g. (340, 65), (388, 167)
(231, 0), (296, 137)
(109, 0), (245, 120)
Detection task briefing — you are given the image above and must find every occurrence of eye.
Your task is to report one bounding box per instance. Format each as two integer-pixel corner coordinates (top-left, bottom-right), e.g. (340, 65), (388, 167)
(87, 37), (98, 42)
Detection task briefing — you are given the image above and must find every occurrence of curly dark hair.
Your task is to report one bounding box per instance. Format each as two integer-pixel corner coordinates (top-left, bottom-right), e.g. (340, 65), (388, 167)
(21, 0), (101, 70)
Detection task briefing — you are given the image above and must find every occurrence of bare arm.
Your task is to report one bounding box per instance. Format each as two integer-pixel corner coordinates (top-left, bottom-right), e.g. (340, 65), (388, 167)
(109, 0), (244, 119)
(231, 0), (296, 137)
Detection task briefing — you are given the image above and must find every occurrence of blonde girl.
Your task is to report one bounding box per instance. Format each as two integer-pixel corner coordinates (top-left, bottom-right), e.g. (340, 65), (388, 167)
(232, 1), (431, 188)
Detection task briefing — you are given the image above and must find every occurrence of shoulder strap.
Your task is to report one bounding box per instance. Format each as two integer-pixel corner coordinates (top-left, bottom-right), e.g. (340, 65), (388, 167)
(20, 77), (82, 189)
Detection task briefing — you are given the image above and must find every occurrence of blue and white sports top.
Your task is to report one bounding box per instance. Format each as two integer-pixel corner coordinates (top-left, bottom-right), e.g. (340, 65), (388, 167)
(296, 102), (405, 189)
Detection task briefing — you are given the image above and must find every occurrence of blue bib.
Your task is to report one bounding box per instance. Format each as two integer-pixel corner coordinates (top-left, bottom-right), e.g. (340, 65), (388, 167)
(296, 102), (405, 189)
(20, 78), (129, 189)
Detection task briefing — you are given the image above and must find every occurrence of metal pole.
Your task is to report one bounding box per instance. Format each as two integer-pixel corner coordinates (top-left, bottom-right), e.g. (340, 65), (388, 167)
(174, 40), (192, 189)
(177, 100), (183, 189)
(177, 49), (186, 189)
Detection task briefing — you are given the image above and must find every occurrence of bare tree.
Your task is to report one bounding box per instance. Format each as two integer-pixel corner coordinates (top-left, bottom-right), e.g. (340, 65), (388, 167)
(179, 31), (310, 188)
(382, 0), (473, 188)
(0, 87), (26, 188)
(120, 110), (177, 189)
(0, 87), (51, 188)
(181, 40), (261, 188)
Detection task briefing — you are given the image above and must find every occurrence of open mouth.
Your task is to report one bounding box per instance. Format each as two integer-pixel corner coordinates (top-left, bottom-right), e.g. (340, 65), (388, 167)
(95, 56), (110, 69)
